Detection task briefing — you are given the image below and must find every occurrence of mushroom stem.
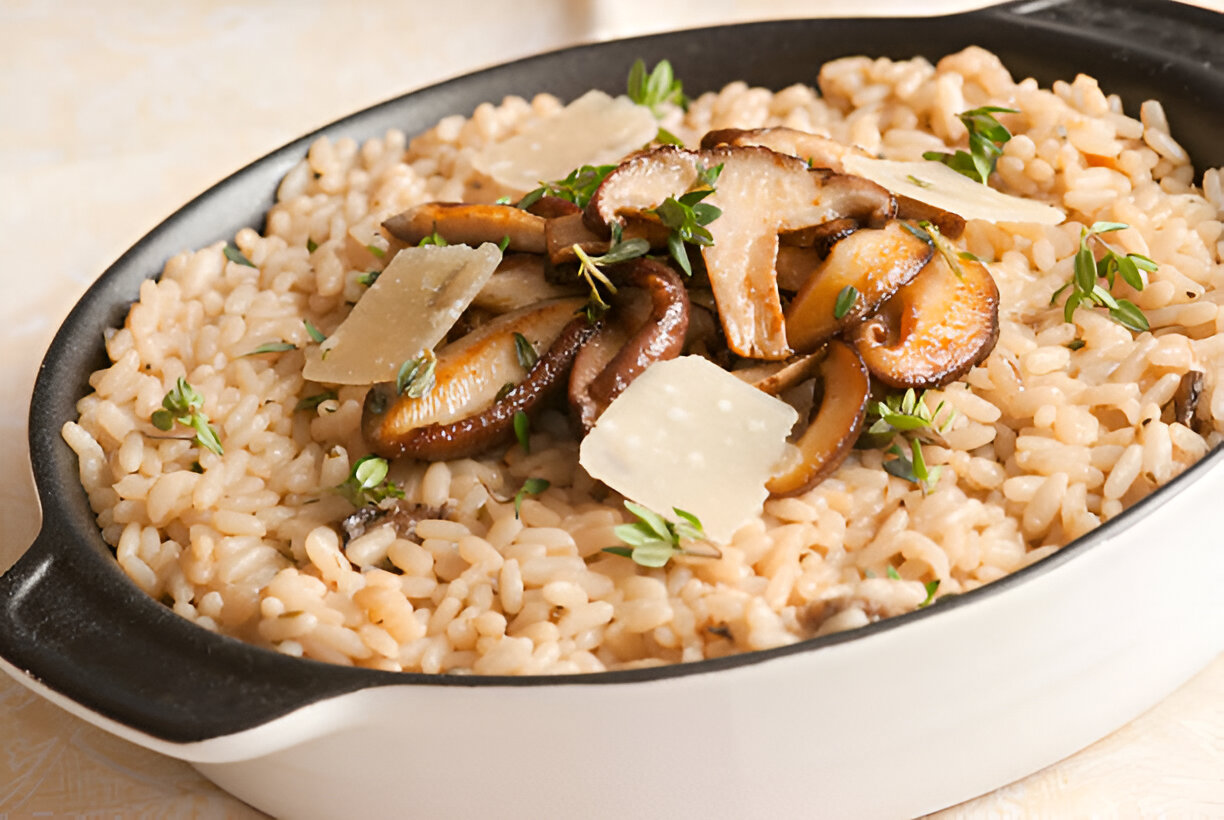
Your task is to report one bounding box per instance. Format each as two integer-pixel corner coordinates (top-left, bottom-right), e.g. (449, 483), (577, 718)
(766, 340), (871, 496)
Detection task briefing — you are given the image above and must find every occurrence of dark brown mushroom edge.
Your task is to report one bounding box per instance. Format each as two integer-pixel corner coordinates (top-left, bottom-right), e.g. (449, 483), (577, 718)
(355, 131), (1001, 520)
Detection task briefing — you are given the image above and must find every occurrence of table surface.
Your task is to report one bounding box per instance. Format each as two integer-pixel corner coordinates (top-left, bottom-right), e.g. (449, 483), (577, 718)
(2, 0), (1222, 816)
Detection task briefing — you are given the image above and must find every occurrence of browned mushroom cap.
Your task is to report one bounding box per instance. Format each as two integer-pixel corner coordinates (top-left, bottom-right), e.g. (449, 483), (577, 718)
(766, 340), (871, 496)
(784, 221), (933, 353)
(586, 145), (895, 361)
(362, 297), (583, 458)
(700, 127), (849, 171)
(850, 253), (1000, 390)
(569, 258), (690, 432)
(523, 195), (581, 219)
(702, 127), (966, 238)
(382, 203), (546, 253)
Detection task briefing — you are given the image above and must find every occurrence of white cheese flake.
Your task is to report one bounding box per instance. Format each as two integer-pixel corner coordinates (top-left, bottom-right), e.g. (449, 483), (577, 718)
(472, 90), (659, 192)
(579, 356), (799, 542)
(842, 154), (1065, 225)
(303, 243), (501, 385)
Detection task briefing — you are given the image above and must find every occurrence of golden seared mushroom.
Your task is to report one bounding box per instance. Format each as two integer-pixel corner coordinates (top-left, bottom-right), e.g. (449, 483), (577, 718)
(383, 203), (546, 253)
(766, 340), (871, 496)
(363, 297), (585, 459)
(700, 126), (851, 170)
(585, 145), (896, 360)
(703, 126), (967, 238)
(569, 258), (690, 432)
(784, 221), (933, 353)
(850, 253), (1000, 390)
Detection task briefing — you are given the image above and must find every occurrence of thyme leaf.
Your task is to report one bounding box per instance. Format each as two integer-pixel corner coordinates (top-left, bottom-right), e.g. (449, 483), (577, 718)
(295, 390), (337, 412)
(627, 58), (688, 116)
(513, 332), (538, 370)
(922, 105), (1018, 184)
(833, 285), (858, 320)
(518, 164), (617, 211)
(151, 377), (224, 456)
(513, 410), (531, 453)
(336, 454), (404, 507)
(242, 341), (296, 356)
(603, 501), (711, 568)
(513, 477), (550, 518)
(224, 244), (256, 267)
(395, 350), (437, 398)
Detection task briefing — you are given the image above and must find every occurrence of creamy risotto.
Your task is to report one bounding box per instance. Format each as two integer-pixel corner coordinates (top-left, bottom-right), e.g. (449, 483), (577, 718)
(63, 47), (1224, 674)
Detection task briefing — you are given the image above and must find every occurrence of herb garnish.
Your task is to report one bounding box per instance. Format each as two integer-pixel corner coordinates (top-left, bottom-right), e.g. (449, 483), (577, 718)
(498, 234), (511, 253)
(295, 390), (337, 412)
(513, 477), (550, 518)
(513, 332), (538, 370)
(649, 161), (723, 276)
(303, 319), (326, 343)
(627, 58), (688, 116)
(242, 341), (296, 356)
(861, 389), (954, 493)
(336, 454), (404, 507)
(395, 350), (437, 398)
(886, 566), (902, 580)
(494, 196), (513, 205)
(603, 502), (712, 568)
(1050, 222), (1153, 333)
(833, 285), (858, 320)
(902, 220), (967, 279)
(365, 243), (386, 259)
(357, 271), (380, 287)
(518, 164), (617, 211)
(224, 244), (255, 268)
(513, 410), (531, 453)
(654, 127), (685, 147)
(572, 230), (651, 320)
(1066, 338), (1086, 351)
(883, 438), (942, 493)
(151, 377), (224, 456)
(922, 105), (1018, 184)
(418, 231), (448, 247)
(919, 579), (941, 608)
(306, 238), (318, 253)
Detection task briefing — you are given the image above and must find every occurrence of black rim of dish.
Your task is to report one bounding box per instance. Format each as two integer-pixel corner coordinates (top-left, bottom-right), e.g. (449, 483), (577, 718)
(3, 0), (1223, 744)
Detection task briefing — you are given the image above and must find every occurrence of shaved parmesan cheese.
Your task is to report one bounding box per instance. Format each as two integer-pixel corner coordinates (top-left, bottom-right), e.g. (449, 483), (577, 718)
(473, 90), (659, 192)
(303, 243), (501, 385)
(842, 154), (1065, 225)
(579, 356), (799, 542)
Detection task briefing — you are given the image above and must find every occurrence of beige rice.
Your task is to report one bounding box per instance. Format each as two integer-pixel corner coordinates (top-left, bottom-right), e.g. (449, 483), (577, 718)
(64, 47), (1224, 674)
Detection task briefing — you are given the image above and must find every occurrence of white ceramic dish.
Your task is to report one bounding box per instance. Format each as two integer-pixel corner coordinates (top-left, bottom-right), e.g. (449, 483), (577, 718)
(3, 3), (1223, 817)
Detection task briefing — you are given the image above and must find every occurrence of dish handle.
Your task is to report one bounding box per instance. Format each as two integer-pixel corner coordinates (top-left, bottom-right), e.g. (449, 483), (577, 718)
(0, 517), (371, 746)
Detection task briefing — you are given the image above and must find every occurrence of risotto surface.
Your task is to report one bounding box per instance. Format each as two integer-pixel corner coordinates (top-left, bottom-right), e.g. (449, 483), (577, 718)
(64, 47), (1224, 674)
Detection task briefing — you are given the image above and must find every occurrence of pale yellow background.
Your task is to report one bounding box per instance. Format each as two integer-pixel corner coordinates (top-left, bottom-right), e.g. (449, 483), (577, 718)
(1, 0), (1222, 816)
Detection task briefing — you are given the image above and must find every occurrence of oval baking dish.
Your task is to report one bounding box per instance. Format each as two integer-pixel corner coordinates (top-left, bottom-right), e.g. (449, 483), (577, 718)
(3, 1), (1223, 817)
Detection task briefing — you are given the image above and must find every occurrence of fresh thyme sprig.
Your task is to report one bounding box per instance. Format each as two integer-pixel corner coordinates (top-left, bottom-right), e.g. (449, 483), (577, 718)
(336, 454), (404, 507)
(603, 501), (713, 568)
(151, 377), (224, 456)
(517, 164), (617, 211)
(418, 230), (448, 247)
(572, 229), (651, 320)
(1050, 221), (1153, 333)
(901, 220), (971, 280)
(922, 105), (1018, 184)
(223, 244), (256, 267)
(649, 161), (723, 276)
(861, 389), (955, 494)
(395, 350), (437, 398)
(627, 58), (688, 116)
